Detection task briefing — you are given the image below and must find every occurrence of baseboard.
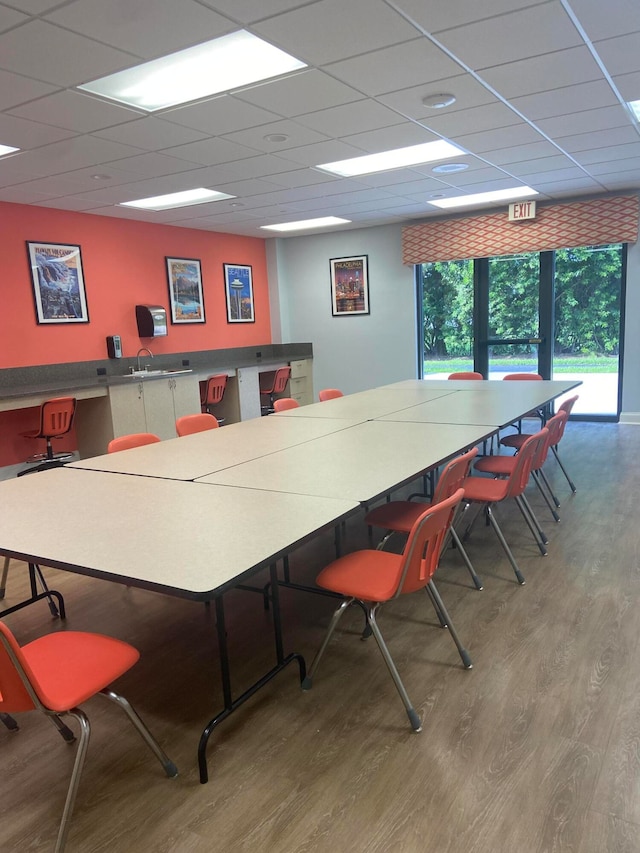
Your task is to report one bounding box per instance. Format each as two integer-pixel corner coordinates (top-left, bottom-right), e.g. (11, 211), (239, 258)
(619, 412), (640, 424)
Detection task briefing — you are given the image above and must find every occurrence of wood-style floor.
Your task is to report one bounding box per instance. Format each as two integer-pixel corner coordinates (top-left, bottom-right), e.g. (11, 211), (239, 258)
(2, 422), (640, 853)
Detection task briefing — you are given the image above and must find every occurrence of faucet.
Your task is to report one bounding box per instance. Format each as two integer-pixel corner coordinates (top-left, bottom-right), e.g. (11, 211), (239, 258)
(136, 347), (153, 372)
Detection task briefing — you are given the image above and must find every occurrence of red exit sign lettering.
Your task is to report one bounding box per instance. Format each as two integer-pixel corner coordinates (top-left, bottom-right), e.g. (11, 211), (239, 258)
(508, 200), (537, 221)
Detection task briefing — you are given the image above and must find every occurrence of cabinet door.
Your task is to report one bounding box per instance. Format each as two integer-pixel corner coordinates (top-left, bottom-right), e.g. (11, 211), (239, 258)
(171, 374), (201, 421)
(109, 382), (147, 438)
(142, 379), (178, 440)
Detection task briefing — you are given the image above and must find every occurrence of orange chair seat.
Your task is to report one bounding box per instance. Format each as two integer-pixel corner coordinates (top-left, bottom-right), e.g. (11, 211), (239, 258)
(500, 433), (527, 449)
(19, 631), (139, 712)
(460, 475), (510, 503)
(316, 549), (403, 602)
(474, 455), (516, 476)
(365, 500), (433, 534)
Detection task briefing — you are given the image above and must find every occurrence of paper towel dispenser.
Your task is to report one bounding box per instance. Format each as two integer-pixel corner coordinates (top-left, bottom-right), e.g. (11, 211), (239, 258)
(136, 305), (167, 337)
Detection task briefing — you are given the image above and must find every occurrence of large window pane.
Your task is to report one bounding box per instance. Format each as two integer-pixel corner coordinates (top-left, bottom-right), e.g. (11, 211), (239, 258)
(420, 259), (474, 377)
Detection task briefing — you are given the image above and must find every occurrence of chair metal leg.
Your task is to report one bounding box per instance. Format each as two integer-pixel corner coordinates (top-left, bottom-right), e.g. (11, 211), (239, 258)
(516, 494), (548, 554)
(100, 690), (178, 778)
(0, 555), (9, 598)
(53, 709), (91, 853)
(532, 470), (560, 521)
(0, 712), (19, 731)
(450, 527), (483, 590)
(427, 580), (473, 669)
(485, 505), (526, 585)
(551, 445), (576, 492)
(302, 598), (352, 688)
(49, 714), (76, 743)
(367, 605), (422, 732)
(424, 584), (448, 628)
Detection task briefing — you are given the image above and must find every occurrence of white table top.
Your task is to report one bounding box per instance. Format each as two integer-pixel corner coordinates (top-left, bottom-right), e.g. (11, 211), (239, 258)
(69, 415), (364, 480)
(273, 386), (457, 420)
(197, 420), (491, 502)
(0, 468), (357, 598)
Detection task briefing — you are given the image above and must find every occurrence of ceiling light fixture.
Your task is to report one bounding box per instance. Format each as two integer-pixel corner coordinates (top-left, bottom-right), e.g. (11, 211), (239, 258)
(78, 31), (306, 112)
(422, 93), (456, 109)
(264, 133), (289, 143)
(316, 140), (465, 177)
(428, 186), (538, 209)
(432, 162), (469, 174)
(628, 99), (640, 121)
(0, 143), (19, 157)
(261, 216), (351, 232)
(120, 188), (235, 211)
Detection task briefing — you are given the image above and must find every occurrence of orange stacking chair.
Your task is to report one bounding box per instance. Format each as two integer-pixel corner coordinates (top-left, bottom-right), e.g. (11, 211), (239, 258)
(318, 388), (344, 401)
(273, 398), (299, 412)
(20, 396), (77, 476)
(200, 373), (228, 424)
(0, 620), (177, 852)
(260, 366), (291, 414)
(107, 433), (161, 453)
(302, 489), (470, 732)
(459, 428), (548, 585)
(448, 372), (483, 380)
(175, 413), (219, 436)
(365, 447), (483, 590)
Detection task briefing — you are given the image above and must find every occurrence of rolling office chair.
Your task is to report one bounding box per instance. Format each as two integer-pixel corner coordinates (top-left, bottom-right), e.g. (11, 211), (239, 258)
(175, 413), (219, 436)
(302, 489), (470, 732)
(200, 374), (228, 425)
(19, 397), (77, 476)
(273, 398), (299, 412)
(260, 366), (291, 415)
(0, 620), (177, 853)
(107, 433), (161, 453)
(318, 388), (344, 401)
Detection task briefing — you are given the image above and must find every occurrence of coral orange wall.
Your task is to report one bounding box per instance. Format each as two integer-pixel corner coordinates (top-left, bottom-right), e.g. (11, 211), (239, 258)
(1, 201), (271, 367)
(0, 201), (272, 467)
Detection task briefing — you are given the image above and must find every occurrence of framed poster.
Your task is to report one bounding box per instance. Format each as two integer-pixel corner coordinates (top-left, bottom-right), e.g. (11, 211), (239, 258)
(166, 257), (205, 323)
(330, 255), (369, 316)
(223, 263), (255, 323)
(27, 241), (89, 324)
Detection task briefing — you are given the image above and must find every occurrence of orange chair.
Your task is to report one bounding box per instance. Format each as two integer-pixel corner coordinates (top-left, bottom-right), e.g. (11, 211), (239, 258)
(200, 374), (228, 424)
(0, 620), (177, 852)
(459, 428), (548, 585)
(448, 372), (483, 380)
(501, 372), (544, 435)
(318, 388), (343, 401)
(107, 433), (161, 453)
(273, 397), (299, 412)
(20, 396), (77, 475)
(302, 489), (470, 731)
(175, 413), (219, 436)
(365, 447), (483, 590)
(260, 366), (291, 414)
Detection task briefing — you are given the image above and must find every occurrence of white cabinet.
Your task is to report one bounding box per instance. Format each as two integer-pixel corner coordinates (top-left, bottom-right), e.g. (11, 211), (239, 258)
(289, 359), (313, 405)
(143, 375), (200, 439)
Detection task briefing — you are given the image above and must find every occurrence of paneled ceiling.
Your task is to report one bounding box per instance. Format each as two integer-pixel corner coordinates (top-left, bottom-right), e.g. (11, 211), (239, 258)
(0, 0), (638, 236)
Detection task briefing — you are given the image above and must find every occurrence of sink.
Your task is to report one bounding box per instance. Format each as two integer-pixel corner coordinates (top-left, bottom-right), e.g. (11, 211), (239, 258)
(126, 368), (192, 378)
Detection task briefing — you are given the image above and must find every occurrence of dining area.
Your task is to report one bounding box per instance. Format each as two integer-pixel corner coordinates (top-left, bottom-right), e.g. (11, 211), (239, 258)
(1, 378), (638, 853)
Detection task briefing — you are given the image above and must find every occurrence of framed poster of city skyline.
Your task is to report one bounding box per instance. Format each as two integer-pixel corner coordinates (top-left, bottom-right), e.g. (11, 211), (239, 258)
(223, 263), (255, 323)
(330, 255), (369, 316)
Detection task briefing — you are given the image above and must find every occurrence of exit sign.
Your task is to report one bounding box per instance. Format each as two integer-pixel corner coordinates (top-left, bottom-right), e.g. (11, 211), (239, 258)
(508, 200), (537, 221)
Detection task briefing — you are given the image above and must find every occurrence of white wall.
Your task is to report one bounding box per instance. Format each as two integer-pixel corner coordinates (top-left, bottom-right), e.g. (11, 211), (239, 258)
(271, 199), (640, 419)
(270, 223), (416, 398)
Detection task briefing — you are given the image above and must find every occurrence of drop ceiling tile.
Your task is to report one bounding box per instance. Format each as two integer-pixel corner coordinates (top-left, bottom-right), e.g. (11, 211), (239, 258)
(46, 0), (235, 58)
(251, 0), (419, 65)
(0, 113), (76, 149)
(162, 95), (280, 135)
(531, 177), (604, 194)
(9, 90), (143, 133)
(514, 166), (589, 185)
(594, 33), (640, 77)
(0, 20), (137, 87)
(481, 47), (604, 99)
(234, 70), (364, 118)
(271, 139), (366, 167)
(508, 80), (621, 121)
(296, 100), (404, 137)
(568, 0), (640, 41)
(104, 151), (203, 178)
(420, 102), (523, 137)
(352, 169), (443, 190)
(213, 178), (289, 198)
(392, 0), (549, 34)
(555, 126), (640, 153)
(5, 0), (68, 13)
(573, 142), (640, 164)
(487, 141), (569, 165)
(93, 117), (208, 150)
(0, 69), (58, 111)
(436, 4), (583, 71)
(587, 157), (640, 175)
(534, 106), (633, 138)
(340, 123), (441, 153)
(612, 71), (640, 101)
(0, 186), (52, 203)
(454, 122), (546, 153)
(39, 195), (109, 211)
(326, 38), (462, 97)
(258, 168), (344, 189)
(427, 166), (516, 188)
(14, 136), (145, 178)
(198, 1), (314, 23)
(0, 5), (28, 30)
(162, 137), (262, 166)
(221, 120), (329, 153)
(378, 74), (498, 121)
(598, 173), (640, 190)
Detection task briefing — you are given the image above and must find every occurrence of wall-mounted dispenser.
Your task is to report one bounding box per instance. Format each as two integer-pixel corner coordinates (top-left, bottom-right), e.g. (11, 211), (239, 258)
(106, 335), (122, 358)
(135, 305), (167, 337)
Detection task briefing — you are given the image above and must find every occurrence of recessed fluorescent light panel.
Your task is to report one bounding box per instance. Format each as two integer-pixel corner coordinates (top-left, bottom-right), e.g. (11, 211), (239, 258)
(316, 140), (465, 178)
(628, 99), (640, 121)
(0, 143), (19, 157)
(120, 188), (235, 211)
(428, 187), (538, 209)
(78, 31), (307, 111)
(261, 217), (351, 232)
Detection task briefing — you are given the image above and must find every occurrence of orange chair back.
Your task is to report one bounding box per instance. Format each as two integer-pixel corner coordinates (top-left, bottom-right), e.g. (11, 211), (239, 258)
(38, 397), (76, 439)
(202, 374), (227, 406)
(319, 388), (343, 401)
(448, 372), (483, 380)
(503, 373), (542, 380)
(274, 398), (299, 412)
(176, 413), (219, 436)
(271, 366), (291, 394)
(395, 489), (465, 596)
(503, 428), (548, 498)
(0, 622), (35, 713)
(558, 394), (579, 420)
(108, 433), (161, 453)
(432, 447), (478, 504)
